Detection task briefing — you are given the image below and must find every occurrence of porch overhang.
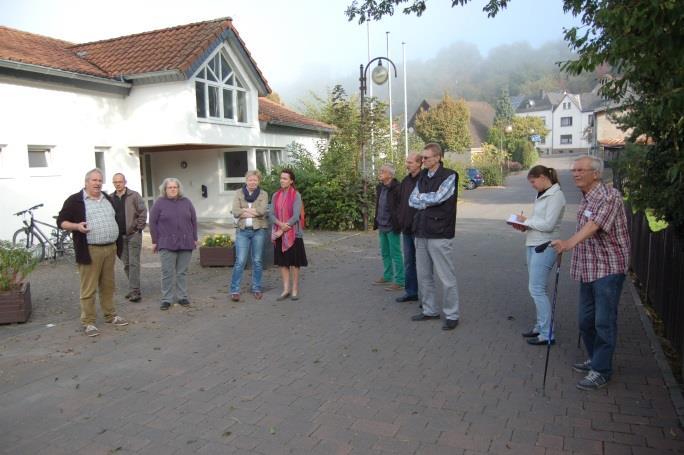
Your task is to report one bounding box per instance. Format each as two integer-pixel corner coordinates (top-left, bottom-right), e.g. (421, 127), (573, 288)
(137, 144), (234, 153)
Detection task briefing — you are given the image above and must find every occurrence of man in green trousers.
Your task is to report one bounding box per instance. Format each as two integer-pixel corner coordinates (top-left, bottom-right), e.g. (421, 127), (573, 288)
(373, 164), (405, 291)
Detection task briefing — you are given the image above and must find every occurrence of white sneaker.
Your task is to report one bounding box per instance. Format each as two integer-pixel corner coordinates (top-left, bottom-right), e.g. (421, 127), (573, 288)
(84, 325), (100, 337)
(109, 316), (129, 326)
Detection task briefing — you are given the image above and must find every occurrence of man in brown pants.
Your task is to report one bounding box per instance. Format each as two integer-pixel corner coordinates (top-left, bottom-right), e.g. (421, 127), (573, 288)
(57, 168), (129, 337)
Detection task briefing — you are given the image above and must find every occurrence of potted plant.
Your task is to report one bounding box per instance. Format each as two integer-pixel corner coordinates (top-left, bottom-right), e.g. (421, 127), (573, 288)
(199, 234), (236, 267)
(0, 240), (38, 323)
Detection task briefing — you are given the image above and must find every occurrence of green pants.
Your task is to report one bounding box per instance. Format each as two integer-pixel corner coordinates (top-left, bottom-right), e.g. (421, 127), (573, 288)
(379, 231), (405, 285)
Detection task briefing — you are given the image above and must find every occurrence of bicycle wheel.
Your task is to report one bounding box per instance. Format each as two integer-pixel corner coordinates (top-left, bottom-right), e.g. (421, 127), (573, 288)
(56, 231), (75, 263)
(12, 228), (46, 261)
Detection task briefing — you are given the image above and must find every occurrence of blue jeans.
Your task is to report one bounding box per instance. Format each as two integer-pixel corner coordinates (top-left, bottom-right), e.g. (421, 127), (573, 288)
(579, 273), (625, 379)
(526, 245), (558, 341)
(230, 228), (266, 293)
(402, 234), (418, 297)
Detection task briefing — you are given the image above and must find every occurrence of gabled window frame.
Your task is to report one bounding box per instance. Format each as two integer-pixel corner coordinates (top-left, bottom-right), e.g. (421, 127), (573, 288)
(194, 47), (249, 125)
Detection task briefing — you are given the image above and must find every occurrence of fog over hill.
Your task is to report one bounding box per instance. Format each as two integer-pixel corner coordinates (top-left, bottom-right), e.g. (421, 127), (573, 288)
(275, 39), (604, 116)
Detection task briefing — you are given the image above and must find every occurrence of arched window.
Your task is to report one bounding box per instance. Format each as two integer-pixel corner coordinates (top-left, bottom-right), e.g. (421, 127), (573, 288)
(195, 51), (248, 123)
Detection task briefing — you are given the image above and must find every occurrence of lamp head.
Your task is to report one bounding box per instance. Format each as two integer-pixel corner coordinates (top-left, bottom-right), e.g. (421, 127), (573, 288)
(504, 125), (513, 133)
(371, 61), (389, 85)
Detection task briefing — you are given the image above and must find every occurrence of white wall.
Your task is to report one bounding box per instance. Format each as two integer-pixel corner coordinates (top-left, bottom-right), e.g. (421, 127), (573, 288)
(0, 76), (141, 241)
(552, 95), (591, 152)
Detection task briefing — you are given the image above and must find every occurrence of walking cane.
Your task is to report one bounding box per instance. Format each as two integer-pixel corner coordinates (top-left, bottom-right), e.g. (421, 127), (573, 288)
(534, 241), (562, 394)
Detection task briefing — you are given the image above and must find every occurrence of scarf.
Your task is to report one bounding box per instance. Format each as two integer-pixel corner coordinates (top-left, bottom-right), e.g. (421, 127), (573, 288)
(242, 185), (260, 203)
(271, 187), (305, 252)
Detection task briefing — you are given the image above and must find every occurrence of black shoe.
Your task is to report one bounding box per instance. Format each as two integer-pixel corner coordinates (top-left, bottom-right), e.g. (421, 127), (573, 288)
(442, 319), (459, 330)
(178, 299), (190, 307)
(527, 337), (555, 345)
(395, 295), (419, 303)
(411, 313), (440, 321)
(160, 301), (171, 311)
(521, 330), (540, 338)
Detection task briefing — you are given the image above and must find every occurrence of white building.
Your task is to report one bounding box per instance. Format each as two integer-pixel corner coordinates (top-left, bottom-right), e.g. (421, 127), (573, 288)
(0, 17), (333, 240)
(515, 90), (605, 155)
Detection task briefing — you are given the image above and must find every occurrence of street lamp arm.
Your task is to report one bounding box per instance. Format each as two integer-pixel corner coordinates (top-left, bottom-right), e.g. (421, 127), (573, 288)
(362, 57), (398, 93)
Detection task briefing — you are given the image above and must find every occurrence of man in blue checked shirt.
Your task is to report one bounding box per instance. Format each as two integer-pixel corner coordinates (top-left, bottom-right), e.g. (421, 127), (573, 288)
(409, 143), (461, 331)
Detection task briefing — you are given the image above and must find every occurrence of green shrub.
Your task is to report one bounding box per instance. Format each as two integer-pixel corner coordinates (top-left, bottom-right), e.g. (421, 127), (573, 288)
(521, 142), (539, 169)
(478, 163), (504, 186)
(0, 241), (38, 291)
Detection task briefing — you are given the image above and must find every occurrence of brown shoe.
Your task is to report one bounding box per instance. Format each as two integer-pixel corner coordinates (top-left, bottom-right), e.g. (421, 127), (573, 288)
(253, 292), (262, 300)
(231, 293), (240, 302)
(373, 278), (389, 285)
(384, 284), (404, 291)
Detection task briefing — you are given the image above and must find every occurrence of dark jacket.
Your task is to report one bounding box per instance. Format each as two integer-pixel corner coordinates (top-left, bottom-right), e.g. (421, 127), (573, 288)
(111, 188), (147, 235)
(57, 190), (123, 265)
(373, 179), (401, 232)
(397, 172), (420, 234)
(412, 165), (459, 239)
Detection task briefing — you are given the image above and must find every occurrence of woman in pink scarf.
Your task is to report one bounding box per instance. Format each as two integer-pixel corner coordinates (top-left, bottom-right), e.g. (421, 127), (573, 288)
(270, 169), (307, 301)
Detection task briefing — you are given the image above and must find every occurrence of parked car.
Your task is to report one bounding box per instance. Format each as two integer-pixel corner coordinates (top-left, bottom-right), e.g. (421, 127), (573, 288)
(464, 168), (484, 190)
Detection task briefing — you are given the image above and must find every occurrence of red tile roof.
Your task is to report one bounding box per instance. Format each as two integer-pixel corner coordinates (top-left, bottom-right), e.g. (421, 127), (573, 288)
(0, 26), (108, 77)
(258, 97), (334, 133)
(0, 18), (270, 91)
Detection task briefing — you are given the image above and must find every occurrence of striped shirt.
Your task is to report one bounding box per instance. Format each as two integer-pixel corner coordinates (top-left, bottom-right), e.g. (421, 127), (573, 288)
(570, 183), (631, 282)
(83, 190), (120, 245)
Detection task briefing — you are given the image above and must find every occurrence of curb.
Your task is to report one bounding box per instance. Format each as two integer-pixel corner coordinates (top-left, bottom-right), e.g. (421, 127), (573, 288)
(627, 279), (684, 427)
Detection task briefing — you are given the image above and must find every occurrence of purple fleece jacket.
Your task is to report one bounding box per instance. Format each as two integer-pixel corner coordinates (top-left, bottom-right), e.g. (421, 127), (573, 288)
(149, 196), (198, 251)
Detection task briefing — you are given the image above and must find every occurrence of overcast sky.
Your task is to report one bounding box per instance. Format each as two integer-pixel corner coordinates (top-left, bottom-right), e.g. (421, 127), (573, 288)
(1, 0), (582, 97)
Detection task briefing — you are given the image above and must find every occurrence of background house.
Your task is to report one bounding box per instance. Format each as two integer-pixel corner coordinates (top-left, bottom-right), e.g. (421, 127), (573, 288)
(515, 89), (604, 155)
(408, 98), (495, 164)
(0, 17), (333, 240)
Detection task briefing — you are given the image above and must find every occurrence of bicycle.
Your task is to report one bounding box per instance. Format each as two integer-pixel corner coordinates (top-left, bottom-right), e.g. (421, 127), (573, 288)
(12, 203), (75, 262)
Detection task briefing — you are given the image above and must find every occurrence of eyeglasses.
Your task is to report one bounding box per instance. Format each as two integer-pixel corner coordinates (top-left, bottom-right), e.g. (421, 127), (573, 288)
(421, 155), (435, 161)
(571, 168), (596, 173)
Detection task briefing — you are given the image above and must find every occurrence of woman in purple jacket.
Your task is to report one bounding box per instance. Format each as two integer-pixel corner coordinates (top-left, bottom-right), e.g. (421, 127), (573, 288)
(149, 178), (198, 310)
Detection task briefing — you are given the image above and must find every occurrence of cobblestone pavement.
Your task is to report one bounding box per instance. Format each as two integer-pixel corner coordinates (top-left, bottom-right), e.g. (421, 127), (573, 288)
(0, 155), (682, 454)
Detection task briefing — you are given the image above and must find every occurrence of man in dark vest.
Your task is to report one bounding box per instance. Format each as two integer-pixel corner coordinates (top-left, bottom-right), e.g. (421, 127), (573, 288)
(409, 143), (461, 330)
(395, 152), (422, 303)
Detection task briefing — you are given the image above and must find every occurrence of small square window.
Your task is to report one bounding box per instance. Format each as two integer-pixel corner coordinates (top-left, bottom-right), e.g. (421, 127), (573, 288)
(28, 147), (50, 168)
(560, 135), (572, 145)
(560, 116), (573, 127)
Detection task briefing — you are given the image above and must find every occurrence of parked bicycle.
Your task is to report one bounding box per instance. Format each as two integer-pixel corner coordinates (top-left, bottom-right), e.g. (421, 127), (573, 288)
(12, 203), (75, 262)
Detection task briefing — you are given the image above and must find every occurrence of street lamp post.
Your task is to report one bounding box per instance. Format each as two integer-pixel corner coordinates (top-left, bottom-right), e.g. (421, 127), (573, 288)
(359, 57), (398, 230)
(500, 124), (513, 176)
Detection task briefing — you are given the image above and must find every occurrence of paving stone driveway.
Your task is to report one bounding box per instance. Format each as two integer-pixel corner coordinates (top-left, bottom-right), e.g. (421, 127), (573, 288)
(0, 155), (682, 454)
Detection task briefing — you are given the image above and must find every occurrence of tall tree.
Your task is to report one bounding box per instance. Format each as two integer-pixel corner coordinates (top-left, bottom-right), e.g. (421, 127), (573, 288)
(414, 94), (471, 152)
(493, 87), (515, 126)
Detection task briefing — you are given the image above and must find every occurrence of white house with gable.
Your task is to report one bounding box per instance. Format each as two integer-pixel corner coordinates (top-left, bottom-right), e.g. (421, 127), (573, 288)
(0, 17), (333, 241)
(516, 89), (604, 155)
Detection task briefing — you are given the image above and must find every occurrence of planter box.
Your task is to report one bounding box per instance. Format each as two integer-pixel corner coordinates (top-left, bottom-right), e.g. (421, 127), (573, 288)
(199, 246), (235, 267)
(0, 281), (31, 324)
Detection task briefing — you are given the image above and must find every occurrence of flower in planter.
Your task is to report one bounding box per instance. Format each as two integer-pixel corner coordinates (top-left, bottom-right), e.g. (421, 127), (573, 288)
(201, 234), (235, 248)
(0, 241), (39, 291)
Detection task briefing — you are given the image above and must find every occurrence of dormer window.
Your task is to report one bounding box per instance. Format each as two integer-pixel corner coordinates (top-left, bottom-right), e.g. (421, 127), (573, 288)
(195, 51), (248, 123)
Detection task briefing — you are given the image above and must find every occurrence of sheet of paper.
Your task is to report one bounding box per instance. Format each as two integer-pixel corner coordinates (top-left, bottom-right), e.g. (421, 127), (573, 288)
(506, 214), (526, 226)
